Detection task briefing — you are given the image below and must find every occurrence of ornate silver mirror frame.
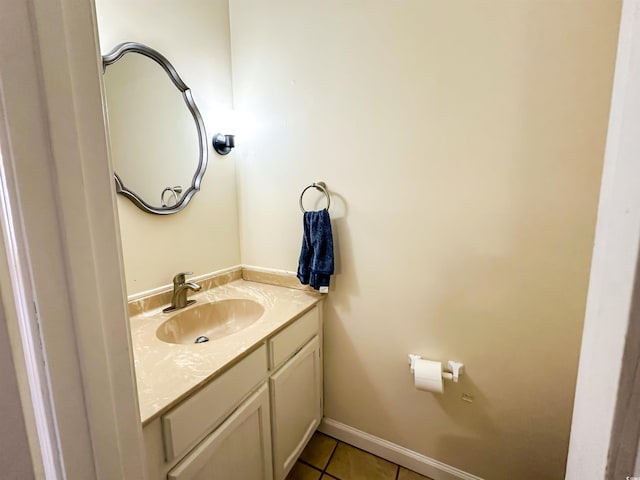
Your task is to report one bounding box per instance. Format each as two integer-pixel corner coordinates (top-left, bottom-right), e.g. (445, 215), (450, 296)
(102, 42), (208, 215)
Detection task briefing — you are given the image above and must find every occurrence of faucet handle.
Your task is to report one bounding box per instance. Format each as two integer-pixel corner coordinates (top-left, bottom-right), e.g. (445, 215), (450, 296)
(172, 271), (193, 286)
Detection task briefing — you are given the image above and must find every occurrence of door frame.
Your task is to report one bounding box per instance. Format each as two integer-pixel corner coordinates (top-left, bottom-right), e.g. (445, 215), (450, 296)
(565, 1), (640, 478)
(0, 0), (146, 478)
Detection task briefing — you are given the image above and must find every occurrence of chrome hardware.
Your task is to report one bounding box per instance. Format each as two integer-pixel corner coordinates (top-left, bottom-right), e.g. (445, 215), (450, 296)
(212, 133), (235, 155)
(163, 271), (201, 313)
(299, 181), (330, 213)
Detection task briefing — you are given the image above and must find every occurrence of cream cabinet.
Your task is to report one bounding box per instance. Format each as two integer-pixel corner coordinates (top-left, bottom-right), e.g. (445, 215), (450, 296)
(162, 345), (268, 462)
(142, 304), (322, 480)
(167, 385), (272, 480)
(270, 336), (322, 480)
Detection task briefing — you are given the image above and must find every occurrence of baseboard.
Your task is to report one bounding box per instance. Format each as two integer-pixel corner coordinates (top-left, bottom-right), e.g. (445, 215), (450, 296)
(318, 418), (484, 480)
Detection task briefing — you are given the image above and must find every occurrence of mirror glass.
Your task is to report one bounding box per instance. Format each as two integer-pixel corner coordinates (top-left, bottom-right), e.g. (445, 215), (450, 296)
(102, 43), (207, 214)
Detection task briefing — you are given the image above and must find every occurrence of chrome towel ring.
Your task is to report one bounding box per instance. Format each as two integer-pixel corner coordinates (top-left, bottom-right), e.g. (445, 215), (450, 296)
(299, 182), (330, 213)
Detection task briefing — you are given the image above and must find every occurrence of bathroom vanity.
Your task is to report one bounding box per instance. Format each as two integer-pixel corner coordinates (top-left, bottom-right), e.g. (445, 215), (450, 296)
(129, 275), (323, 480)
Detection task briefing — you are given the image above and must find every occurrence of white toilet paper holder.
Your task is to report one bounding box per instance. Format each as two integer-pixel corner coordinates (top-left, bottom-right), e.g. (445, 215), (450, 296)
(408, 354), (464, 383)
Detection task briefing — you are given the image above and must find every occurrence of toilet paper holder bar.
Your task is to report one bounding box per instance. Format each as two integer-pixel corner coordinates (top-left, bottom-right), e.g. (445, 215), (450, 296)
(408, 354), (464, 383)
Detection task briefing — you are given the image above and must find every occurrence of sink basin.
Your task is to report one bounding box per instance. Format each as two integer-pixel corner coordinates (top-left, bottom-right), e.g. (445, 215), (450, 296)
(156, 299), (265, 345)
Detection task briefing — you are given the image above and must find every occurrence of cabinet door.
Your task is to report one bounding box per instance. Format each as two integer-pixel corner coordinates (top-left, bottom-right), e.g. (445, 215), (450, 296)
(167, 384), (272, 480)
(270, 335), (322, 480)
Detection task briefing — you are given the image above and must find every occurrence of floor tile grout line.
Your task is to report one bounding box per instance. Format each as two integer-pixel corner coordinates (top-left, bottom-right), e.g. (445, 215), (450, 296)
(324, 438), (402, 480)
(302, 431), (428, 480)
(327, 437), (401, 475)
(322, 439), (341, 476)
(297, 458), (324, 474)
(327, 434), (401, 467)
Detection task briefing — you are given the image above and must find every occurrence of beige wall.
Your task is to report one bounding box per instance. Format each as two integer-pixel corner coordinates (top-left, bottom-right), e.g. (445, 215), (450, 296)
(95, 0), (240, 296)
(229, 1), (621, 479)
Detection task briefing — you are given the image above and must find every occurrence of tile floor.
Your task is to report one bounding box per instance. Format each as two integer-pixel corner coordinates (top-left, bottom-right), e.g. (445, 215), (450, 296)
(286, 432), (433, 480)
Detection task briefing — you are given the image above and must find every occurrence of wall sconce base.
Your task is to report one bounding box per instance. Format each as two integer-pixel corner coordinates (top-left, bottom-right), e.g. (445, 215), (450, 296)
(213, 133), (235, 155)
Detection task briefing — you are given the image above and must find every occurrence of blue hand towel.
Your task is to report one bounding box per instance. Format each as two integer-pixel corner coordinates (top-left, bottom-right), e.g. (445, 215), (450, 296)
(297, 209), (334, 291)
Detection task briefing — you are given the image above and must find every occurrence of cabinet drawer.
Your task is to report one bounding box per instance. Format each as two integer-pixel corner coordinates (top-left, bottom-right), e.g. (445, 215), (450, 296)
(162, 344), (267, 462)
(269, 307), (319, 370)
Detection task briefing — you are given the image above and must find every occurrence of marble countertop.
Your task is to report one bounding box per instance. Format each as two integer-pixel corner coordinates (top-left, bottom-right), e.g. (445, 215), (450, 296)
(129, 279), (322, 425)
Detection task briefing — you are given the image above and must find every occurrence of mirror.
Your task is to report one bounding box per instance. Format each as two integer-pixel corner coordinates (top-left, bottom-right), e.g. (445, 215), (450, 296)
(102, 42), (208, 214)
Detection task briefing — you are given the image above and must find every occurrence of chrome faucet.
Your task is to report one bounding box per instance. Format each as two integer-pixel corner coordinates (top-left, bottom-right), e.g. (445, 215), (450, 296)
(163, 272), (201, 313)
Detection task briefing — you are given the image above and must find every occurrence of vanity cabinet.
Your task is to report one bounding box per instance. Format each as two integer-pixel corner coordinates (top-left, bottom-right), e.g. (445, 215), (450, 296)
(162, 345), (268, 462)
(270, 336), (322, 480)
(142, 304), (322, 480)
(167, 385), (272, 480)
